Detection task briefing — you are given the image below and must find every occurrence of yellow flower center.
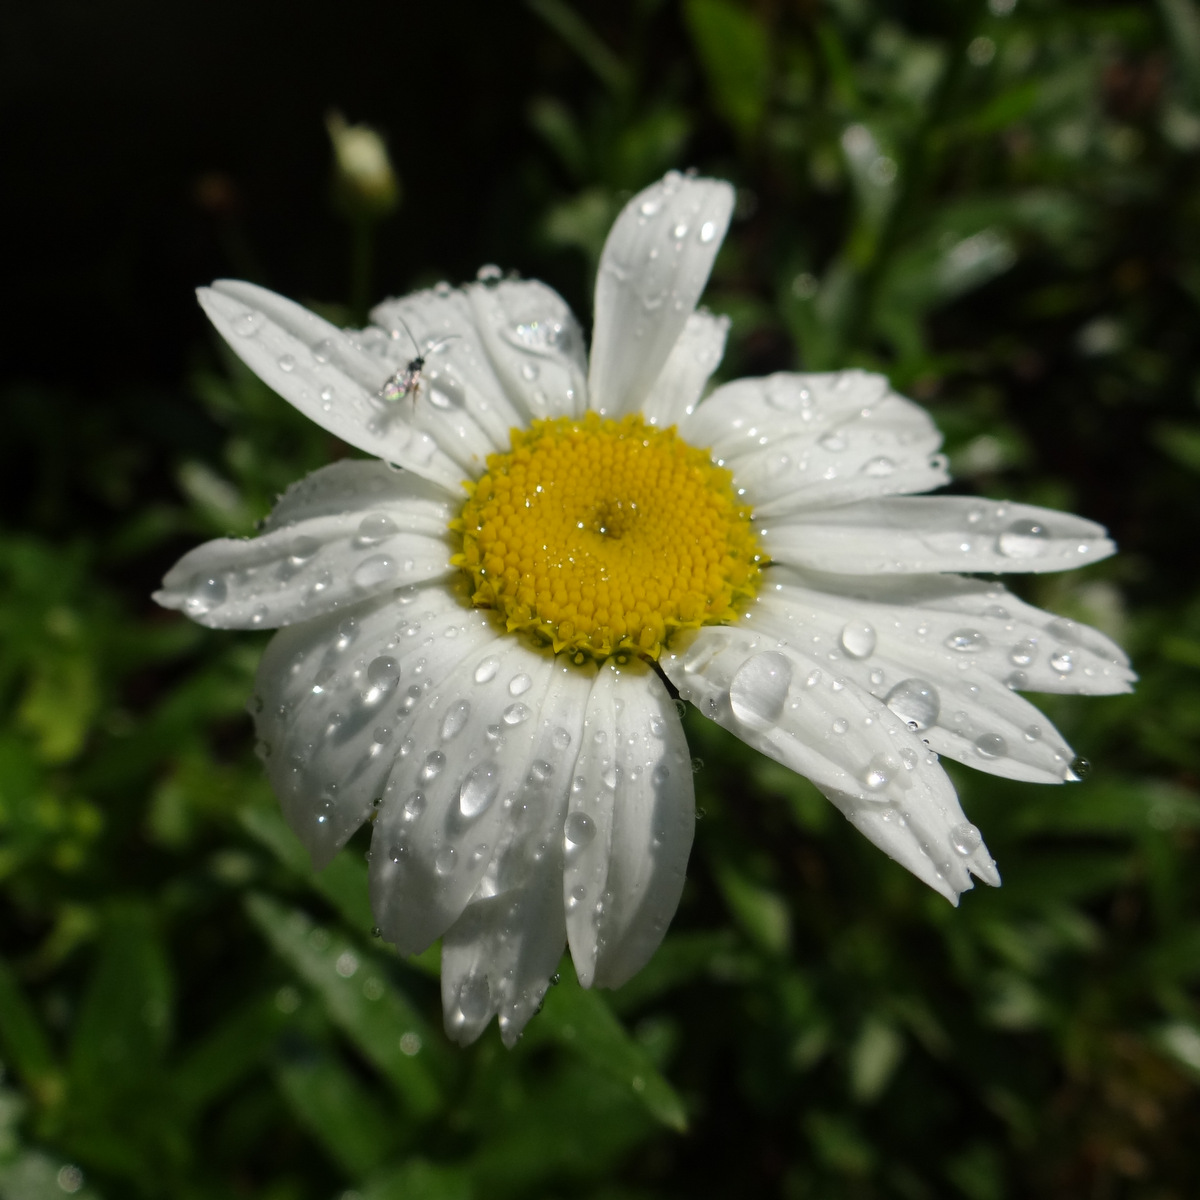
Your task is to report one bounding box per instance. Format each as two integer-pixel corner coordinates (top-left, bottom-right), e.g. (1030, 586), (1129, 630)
(453, 413), (762, 662)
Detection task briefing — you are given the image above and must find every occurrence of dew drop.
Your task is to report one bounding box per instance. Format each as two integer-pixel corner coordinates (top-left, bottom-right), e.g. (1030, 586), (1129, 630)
(997, 518), (1049, 558)
(440, 700), (471, 741)
(403, 792), (426, 821)
(564, 811), (595, 847)
(459, 767), (500, 818)
(818, 431), (847, 452)
(974, 733), (1007, 759)
(839, 620), (877, 658)
(945, 629), (988, 653)
(508, 673), (532, 696)
(288, 536), (321, 564)
(367, 656), (400, 690)
(1065, 755), (1091, 781)
(420, 752), (445, 782)
(356, 513), (399, 546)
(457, 973), (491, 1021)
(277, 353), (295, 372)
(352, 554), (399, 589)
(502, 702), (530, 725)
(434, 845), (457, 875)
(728, 651), (793, 731)
(1009, 639), (1037, 666)
(863, 753), (895, 791)
(862, 456), (895, 476)
(1049, 648), (1075, 675)
(474, 656), (500, 684)
(185, 573), (227, 615)
(232, 310), (263, 337)
(699, 220), (717, 243)
(1023, 724), (1042, 742)
(884, 678), (940, 731)
(831, 718), (849, 735)
(950, 822), (983, 855)
(552, 727), (572, 750)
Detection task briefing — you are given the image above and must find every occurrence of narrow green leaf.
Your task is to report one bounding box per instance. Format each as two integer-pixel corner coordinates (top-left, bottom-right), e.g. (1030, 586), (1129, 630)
(273, 1043), (395, 1177)
(684, 0), (772, 139)
(0, 957), (62, 1108)
(245, 893), (446, 1117)
(526, 974), (688, 1132)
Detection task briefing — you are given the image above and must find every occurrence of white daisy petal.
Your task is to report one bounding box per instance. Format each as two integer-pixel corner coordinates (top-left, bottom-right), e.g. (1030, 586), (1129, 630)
(465, 280), (589, 422)
(589, 172), (734, 416)
(563, 661), (696, 987)
(591, 663), (695, 989)
(749, 583), (1077, 783)
(441, 657), (594, 1047)
(365, 286), (527, 472)
(369, 640), (556, 956)
(762, 496), (1116, 575)
(252, 584), (493, 869)
(681, 371), (948, 512)
(662, 627), (998, 902)
(639, 310), (730, 428)
(201, 282), (463, 490)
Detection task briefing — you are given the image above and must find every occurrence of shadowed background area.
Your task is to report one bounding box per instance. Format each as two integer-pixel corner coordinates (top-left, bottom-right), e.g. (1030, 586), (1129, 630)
(2, 1), (1199, 1197)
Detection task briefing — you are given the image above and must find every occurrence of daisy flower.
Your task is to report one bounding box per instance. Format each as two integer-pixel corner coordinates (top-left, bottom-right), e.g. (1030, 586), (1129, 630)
(155, 171), (1133, 1046)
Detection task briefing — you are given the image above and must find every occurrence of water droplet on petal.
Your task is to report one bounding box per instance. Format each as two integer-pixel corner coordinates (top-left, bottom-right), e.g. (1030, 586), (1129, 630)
(508, 673), (532, 696)
(420, 752), (445, 782)
(352, 554), (399, 589)
(839, 620), (877, 658)
(459, 767), (499, 818)
(1049, 648), (1075, 675)
(277, 353), (295, 372)
(997, 519), (1049, 558)
(367, 656), (400, 690)
(950, 822), (983, 855)
(552, 727), (572, 750)
(185, 573), (227, 616)
(1009, 639), (1037, 666)
(564, 811), (595, 847)
(973, 733), (1007, 759)
(862, 456), (895, 476)
(441, 700), (471, 741)
(233, 310), (263, 337)
(728, 651), (793, 731)
(457, 973), (491, 1021)
(434, 845), (457, 875)
(403, 792), (426, 820)
(474, 656), (500, 684)
(1065, 755), (1091, 781)
(945, 629), (988, 653)
(356, 513), (399, 546)
(502, 703), (530, 725)
(884, 679), (940, 731)
(863, 753), (896, 791)
(818, 432), (847, 452)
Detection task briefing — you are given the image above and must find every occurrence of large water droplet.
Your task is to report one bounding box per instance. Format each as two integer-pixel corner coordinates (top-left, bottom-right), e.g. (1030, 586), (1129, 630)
(728, 651), (793, 731)
(950, 822), (983, 855)
(185, 573), (227, 616)
(1049, 648), (1075, 675)
(508, 673), (532, 696)
(356, 513), (399, 546)
(973, 733), (1007, 759)
(459, 767), (500, 818)
(366, 656), (400, 690)
(457, 974), (491, 1021)
(884, 679), (940, 730)
(945, 629), (988, 653)
(997, 519), (1049, 558)
(502, 703), (530, 725)
(441, 700), (471, 741)
(474, 656), (500, 684)
(839, 620), (877, 658)
(352, 554), (399, 589)
(863, 752), (896, 791)
(564, 811), (595, 847)
(1009, 639), (1037, 666)
(420, 752), (445, 782)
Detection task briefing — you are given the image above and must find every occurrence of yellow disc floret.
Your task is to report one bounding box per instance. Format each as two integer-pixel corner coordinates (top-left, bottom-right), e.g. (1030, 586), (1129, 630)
(452, 413), (762, 662)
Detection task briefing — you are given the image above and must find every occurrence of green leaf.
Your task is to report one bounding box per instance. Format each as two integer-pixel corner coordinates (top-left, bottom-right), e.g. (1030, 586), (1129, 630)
(525, 973), (688, 1132)
(685, 0), (772, 139)
(245, 893), (446, 1117)
(0, 958), (60, 1108)
(273, 1041), (396, 1177)
(361, 1159), (473, 1200)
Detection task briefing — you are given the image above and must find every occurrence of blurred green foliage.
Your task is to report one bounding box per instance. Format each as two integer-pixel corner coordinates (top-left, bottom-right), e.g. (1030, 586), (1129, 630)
(3, 0), (1200, 1197)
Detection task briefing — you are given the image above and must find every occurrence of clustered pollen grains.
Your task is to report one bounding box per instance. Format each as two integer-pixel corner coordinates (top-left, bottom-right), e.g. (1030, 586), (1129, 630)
(452, 413), (763, 662)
